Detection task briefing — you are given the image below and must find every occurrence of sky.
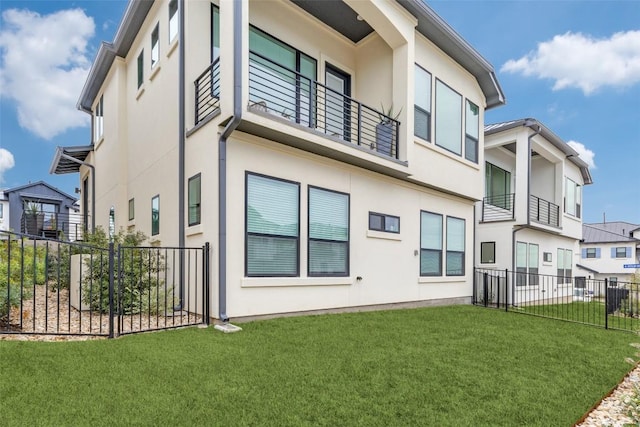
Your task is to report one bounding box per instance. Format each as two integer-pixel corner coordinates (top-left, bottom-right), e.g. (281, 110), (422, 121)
(0, 0), (638, 224)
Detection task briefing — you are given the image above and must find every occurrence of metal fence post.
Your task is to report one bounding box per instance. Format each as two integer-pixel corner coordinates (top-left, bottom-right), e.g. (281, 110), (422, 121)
(108, 242), (115, 339)
(505, 269), (509, 312)
(483, 272), (488, 307)
(604, 278), (608, 330)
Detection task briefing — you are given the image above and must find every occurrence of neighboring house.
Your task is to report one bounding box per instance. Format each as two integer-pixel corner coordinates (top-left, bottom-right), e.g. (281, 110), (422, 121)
(475, 119), (593, 300)
(0, 191), (9, 232)
(50, 0), (505, 320)
(2, 181), (81, 240)
(577, 222), (640, 284)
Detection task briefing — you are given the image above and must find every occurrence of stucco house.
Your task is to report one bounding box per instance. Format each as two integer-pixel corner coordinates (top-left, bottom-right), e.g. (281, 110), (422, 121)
(50, 0), (506, 320)
(475, 119), (593, 302)
(577, 222), (640, 284)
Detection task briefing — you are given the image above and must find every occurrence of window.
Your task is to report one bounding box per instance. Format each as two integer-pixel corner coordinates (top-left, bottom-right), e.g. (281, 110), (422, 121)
(485, 162), (512, 210)
(0, 203), (3, 219)
(369, 212), (400, 233)
(188, 174), (201, 226)
(151, 24), (159, 68)
(565, 178), (581, 218)
(435, 80), (462, 155)
(211, 4), (220, 61)
(128, 198), (134, 221)
(151, 195), (160, 236)
(94, 95), (104, 141)
(446, 217), (465, 276)
(137, 51), (144, 88)
(614, 247), (630, 258)
(465, 100), (479, 163)
(609, 277), (618, 287)
(543, 252), (552, 263)
(557, 248), (573, 284)
(516, 242), (539, 286)
(168, 0), (178, 43)
(414, 64), (431, 141)
(308, 187), (349, 277)
(480, 242), (495, 264)
(586, 248), (597, 258)
(246, 173), (299, 277)
(109, 207), (115, 240)
(420, 211), (442, 276)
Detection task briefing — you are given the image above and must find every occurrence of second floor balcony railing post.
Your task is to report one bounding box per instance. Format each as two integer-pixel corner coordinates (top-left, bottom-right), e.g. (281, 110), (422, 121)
(194, 79), (199, 125)
(357, 103), (362, 146)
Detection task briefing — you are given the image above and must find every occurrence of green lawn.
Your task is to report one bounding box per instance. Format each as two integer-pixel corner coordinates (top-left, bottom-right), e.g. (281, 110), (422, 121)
(0, 305), (636, 426)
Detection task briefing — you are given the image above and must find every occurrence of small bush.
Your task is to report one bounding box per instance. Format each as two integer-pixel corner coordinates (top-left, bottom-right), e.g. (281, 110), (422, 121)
(0, 238), (46, 318)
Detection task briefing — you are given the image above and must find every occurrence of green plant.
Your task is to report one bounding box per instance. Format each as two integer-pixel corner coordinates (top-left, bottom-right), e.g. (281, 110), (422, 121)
(24, 202), (40, 215)
(378, 103), (402, 123)
(0, 238), (44, 318)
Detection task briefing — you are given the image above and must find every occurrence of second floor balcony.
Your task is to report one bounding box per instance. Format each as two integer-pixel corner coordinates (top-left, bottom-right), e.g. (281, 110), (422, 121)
(529, 195), (560, 228)
(21, 211), (88, 241)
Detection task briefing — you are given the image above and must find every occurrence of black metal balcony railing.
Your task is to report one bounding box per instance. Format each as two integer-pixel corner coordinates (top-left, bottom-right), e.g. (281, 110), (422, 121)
(482, 193), (515, 222)
(21, 211), (88, 241)
(248, 51), (400, 159)
(530, 195), (560, 227)
(194, 57), (221, 125)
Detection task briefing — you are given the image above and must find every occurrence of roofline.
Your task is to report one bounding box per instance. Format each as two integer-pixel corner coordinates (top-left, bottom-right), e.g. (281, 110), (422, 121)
(485, 118), (593, 185)
(576, 263), (599, 274)
(3, 180), (78, 202)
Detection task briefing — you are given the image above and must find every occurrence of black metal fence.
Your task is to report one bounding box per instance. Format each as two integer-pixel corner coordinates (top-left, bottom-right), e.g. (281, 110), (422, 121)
(473, 268), (639, 332)
(529, 195), (560, 227)
(0, 231), (210, 338)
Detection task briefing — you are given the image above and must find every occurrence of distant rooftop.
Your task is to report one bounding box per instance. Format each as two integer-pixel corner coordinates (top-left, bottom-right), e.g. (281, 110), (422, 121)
(582, 222), (640, 244)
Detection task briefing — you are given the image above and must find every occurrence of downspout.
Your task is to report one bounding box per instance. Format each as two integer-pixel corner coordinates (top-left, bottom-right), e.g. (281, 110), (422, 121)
(57, 153), (96, 233)
(178, 0), (186, 307)
(218, 0), (243, 322)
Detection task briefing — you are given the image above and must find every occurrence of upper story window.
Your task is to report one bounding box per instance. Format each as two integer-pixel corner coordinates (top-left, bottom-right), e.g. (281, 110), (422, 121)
(465, 100), (479, 163)
(168, 0), (178, 43)
(109, 206), (115, 240)
(151, 195), (160, 236)
(211, 4), (220, 61)
(151, 24), (160, 68)
(137, 51), (144, 89)
(485, 162), (511, 210)
(585, 247), (598, 258)
(614, 247), (630, 258)
(94, 95), (104, 142)
(414, 64), (431, 141)
(188, 174), (201, 226)
(565, 178), (581, 218)
(128, 198), (135, 221)
(369, 212), (400, 233)
(435, 80), (462, 156)
(0, 203), (3, 219)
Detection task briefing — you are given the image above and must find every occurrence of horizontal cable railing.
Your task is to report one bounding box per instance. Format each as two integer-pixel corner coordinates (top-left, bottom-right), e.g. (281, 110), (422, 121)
(194, 57), (221, 125)
(20, 211), (89, 241)
(529, 195), (560, 227)
(248, 51), (400, 159)
(481, 193), (515, 221)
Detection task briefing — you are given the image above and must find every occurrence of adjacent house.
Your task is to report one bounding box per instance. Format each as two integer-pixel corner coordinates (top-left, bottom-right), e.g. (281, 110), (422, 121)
(475, 119), (593, 302)
(50, 0), (505, 320)
(577, 222), (640, 284)
(0, 181), (82, 240)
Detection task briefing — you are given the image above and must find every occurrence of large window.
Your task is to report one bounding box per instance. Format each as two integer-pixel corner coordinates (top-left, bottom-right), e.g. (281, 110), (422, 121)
(465, 100), (479, 163)
(137, 51), (144, 89)
(420, 211), (442, 276)
(565, 178), (581, 218)
(369, 212), (400, 233)
(414, 64), (431, 141)
(151, 195), (160, 236)
(485, 162), (511, 210)
(435, 80), (462, 155)
(168, 0), (178, 43)
(211, 4), (220, 61)
(188, 174), (201, 226)
(94, 95), (104, 141)
(151, 24), (159, 68)
(308, 187), (349, 277)
(516, 242), (539, 286)
(480, 242), (495, 264)
(446, 217), (465, 276)
(557, 248), (573, 284)
(246, 173), (299, 277)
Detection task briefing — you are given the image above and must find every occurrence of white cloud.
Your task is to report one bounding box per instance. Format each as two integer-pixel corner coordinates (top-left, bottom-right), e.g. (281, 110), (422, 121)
(0, 8), (95, 139)
(0, 148), (16, 184)
(567, 140), (596, 169)
(501, 30), (640, 95)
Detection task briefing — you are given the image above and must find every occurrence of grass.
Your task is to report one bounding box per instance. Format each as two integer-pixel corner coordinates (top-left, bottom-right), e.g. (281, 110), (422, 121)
(0, 305), (636, 426)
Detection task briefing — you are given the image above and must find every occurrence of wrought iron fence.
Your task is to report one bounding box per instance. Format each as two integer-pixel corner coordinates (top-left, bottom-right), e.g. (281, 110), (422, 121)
(248, 51), (400, 159)
(529, 195), (560, 227)
(481, 193), (515, 222)
(194, 57), (221, 125)
(473, 267), (640, 332)
(0, 230), (210, 338)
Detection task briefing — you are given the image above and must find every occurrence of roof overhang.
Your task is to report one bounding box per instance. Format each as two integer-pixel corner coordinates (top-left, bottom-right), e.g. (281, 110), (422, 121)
(576, 263), (599, 274)
(49, 145), (94, 175)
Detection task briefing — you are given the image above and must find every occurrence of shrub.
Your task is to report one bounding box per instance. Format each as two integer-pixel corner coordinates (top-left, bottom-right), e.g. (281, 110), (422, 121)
(0, 238), (45, 318)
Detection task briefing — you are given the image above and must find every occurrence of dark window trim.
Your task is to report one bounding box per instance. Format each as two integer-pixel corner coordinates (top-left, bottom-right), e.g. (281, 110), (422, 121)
(188, 173), (201, 226)
(211, 4), (219, 63)
(420, 210), (443, 277)
(414, 63), (432, 142)
(245, 171), (300, 278)
(128, 198), (135, 221)
(368, 211), (400, 234)
(543, 252), (552, 263)
(464, 99), (479, 163)
(480, 241), (495, 264)
(445, 215), (465, 276)
(616, 247), (627, 258)
(586, 248), (596, 258)
(308, 185), (350, 277)
(168, 0), (178, 43)
(151, 23), (160, 68)
(151, 194), (160, 236)
(434, 78), (463, 157)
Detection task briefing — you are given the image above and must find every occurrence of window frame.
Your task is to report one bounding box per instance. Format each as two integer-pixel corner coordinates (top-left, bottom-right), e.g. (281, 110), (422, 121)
(109, 206), (115, 240)
(543, 252), (552, 263)
(557, 248), (573, 284)
(188, 173), (202, 227)
(128, 198), (134, 221)
(445, 216), (465, 276)
(565, 178), (581, 218)
(307, 186), (350, 277)
(151, 24), (160, 69)
(480, 242), (495, 264)
(420, 211), (443, 277)
(168, 0), (178, 43)
(464, 100), (479, 163)
(414, 64), (432, 142)
(0, 203), (3, 219)
(245, 172), (300, 278)
(586, 248), (597, 258)
(151, 195), (160, 236)
(368, 212), (400, 234)
(94, 95), (104, 142)
(615, 247), (628, 258)
(434, 78), (462, 156)
(137, 51), (144, 89)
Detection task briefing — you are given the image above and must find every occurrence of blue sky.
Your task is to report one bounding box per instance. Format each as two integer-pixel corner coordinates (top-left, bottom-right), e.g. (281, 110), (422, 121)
(0, 1), (638, 224)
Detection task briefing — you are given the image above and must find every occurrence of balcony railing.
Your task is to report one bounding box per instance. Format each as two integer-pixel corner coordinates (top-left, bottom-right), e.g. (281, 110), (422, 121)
(21, 211), (88, 241)
(194, 57), (221, 125)
(248, 51), (400, 159)
(529, 195), (560, 227)
(482, 193), (515, 222)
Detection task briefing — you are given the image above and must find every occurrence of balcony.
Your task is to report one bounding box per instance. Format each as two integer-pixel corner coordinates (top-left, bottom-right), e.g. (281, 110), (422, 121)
(21, 211), (88, 241)
(247, 51), (400, 159)
(481, 193), (515, 222)
(529, 195), (560, 228)
(194, 57), (221, 126)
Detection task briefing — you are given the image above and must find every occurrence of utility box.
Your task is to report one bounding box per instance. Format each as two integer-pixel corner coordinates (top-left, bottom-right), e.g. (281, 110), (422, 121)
(70, 254), (92, 311)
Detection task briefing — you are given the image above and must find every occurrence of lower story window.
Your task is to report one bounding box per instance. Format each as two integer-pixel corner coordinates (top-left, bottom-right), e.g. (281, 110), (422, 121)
(480, 242), (495, 264)
(446, 217), (465, 276)
(151, 195), (160, 236)
(420, 211), (442, 276)
(557, 248), (573, 284)
(308, 186), (349, 277)
(516, 242), (539, 286)
(246, 173), (299, 277)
